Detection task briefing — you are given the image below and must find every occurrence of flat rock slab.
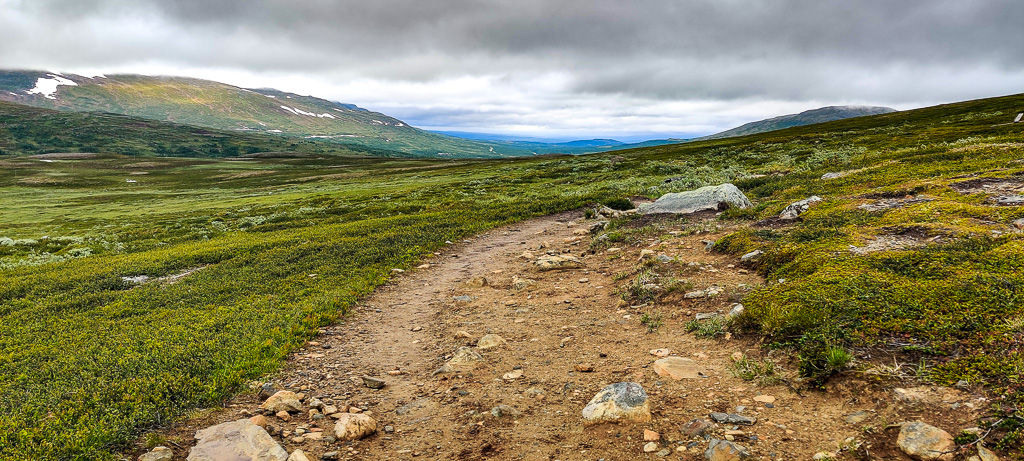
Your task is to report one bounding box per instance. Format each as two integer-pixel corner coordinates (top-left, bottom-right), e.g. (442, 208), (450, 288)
(898, 422), (955, 461)
(638, 183), (752, 214)
(187, 419), (287, 461)
(582, 382), (651, 423)
(535, 255), (583, 271)
(705, 438), (751, 460)
(709, 412), (756, 425)
(653, 356), (706, 379)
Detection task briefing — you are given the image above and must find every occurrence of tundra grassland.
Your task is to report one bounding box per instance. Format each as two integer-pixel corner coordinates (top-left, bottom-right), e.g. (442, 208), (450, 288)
(2, 94), (1024, 458)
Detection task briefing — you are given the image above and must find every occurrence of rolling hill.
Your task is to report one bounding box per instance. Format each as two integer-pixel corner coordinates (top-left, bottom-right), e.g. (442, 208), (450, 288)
(0, 70), (682, 158)
(699, 105), (897, 140)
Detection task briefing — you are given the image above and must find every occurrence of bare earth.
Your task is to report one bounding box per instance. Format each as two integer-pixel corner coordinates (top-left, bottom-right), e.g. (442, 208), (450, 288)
(141, 211), (988, 460)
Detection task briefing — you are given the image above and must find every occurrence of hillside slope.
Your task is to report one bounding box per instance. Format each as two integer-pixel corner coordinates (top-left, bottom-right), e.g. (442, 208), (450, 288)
(700, 105), (897, 140)
(0, 70), (515, 158)
(0, 100), (410, 158)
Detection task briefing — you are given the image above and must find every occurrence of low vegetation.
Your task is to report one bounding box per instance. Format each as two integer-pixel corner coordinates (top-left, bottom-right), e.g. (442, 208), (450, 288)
(2, 94), (1024, 458)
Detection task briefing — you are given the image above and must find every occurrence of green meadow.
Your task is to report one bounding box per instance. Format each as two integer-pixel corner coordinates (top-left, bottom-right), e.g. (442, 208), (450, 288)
(2, 94), (1024, 458)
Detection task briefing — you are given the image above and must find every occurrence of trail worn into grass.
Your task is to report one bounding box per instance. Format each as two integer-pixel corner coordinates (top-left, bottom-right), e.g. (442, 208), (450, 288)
(149, 211), (989, 460)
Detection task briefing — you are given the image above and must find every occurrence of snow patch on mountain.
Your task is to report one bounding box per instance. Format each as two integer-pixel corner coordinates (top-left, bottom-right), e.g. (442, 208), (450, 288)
(279, 105), (337, 118)
(26, 74), (78, 99)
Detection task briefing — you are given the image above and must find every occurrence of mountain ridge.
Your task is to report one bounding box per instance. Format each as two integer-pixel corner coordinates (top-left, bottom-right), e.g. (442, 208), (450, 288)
(699, 105), (898, 140)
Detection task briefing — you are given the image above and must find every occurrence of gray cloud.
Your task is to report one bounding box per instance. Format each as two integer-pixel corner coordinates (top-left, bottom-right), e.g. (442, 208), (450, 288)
(1, 0), (1022, 137)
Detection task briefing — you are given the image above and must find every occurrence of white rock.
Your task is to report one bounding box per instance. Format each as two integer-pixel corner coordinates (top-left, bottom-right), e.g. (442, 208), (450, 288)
(187, 419), (287, 461)
(333, 413), (377, 441)
(897, 422), (955, 461)
(638, 184), (752, 215)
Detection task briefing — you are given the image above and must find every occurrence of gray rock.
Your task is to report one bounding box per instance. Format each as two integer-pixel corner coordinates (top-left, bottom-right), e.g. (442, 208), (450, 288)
(490, 404), (521, 418)
(821, 172), (845, 180)
(260, 391), (303, 413)
(333, 413), (377, 441)
(695, 312), (719, 320)
(258, 383), (277, 401)
(453, 295), (474, 302)
(139, 446), (173, 461)
(779, 196), (822, 219)
(638, 184), (753, 215)
(656, 254), (673, 263)
(581, 382), (651, 423)
(361, 376), (386, 389)
(897, 422), (955, 461)
(995, 195), (1024, 206)
(704, 438), (751, 460)
(977, 446), (999, 461)
(187, 419), (287, 461)
(739, 250), (763, 263)
(726, 304), (745, 319)
(709, 412), (756, 425)
(321, 452), (339, 460)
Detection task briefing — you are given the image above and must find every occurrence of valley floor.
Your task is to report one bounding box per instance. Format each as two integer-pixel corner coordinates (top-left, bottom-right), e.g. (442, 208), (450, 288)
(138, 211), (988, 460)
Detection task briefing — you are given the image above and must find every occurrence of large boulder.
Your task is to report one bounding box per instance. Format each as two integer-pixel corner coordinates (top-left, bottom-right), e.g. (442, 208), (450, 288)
(581, 382), (651, 423)
(897, 422), (955, 461)
(638, 184), (752, 215)
(333, 413), (377, 441)
(187, 419), (288, 461)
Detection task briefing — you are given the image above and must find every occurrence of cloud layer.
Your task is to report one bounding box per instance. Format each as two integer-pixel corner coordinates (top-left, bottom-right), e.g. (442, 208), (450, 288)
(2, 0), (1022, 138)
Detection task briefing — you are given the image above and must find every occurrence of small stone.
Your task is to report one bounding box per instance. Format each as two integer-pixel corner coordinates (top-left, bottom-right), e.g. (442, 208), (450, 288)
(322, 405), (339, 415)
(411, 326), (422, 332)
(845, 411), (871, 425)
(307, 398), (324, 410)
(681, 418), (712, 437)
(740, 250), (763, 263)
(579, 278), (590, 283)
(813, 452), (833, 460)
(730, 352), (744, 361)
(653, 356), (706, 380)
(535, 254), (584, 271)
(656, 448), (671, 457)
(897, 421), (955, 461)
(384, 425), (395, 434)
(454, 330), (473, 339)
(249, 415), (268, 429)
(139, 446), (173, 461)
(977, 446), (999, 461)
(434, 346), (486, 374)
(649, 348), (671, 358)
(726, 304), (745, 318)
(644, 429), (660, 441)
(643, 442), (659, 453)
(361, 376), (386, 389)
(704, 438), (751, 460)
(477, 334), (507, 350)
(503, 369), (524, 380)
(258, 383), (277, 401)
(321, 452), (339, 460)
(752, 395), (775, 404)
(290, 436), (305, 444)
(453, 295), (474, 302)
(582, 382), (651, 423)
(276, 411), (291, 421)
(684, 290), (707, 299)
(467, 276), (488, 287)
(525, 387), (546, 399)
(709, 412), (756, 425)
(490, 404), (521, 418)
(574, 363), (595, 372)
(260, 391), (303, 413)
(333, 413), (377, 441)
(288, 450), (312, 461)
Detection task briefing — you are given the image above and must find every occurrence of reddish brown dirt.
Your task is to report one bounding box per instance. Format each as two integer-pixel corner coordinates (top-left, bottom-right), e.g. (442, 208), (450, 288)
(136, 211), (994, 461)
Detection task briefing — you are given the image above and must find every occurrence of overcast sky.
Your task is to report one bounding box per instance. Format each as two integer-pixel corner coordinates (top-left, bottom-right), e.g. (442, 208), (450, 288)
(2, 0), (1022, 140)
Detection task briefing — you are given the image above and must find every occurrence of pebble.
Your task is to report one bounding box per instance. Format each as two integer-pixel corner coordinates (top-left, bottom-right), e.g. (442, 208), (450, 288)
(361, 376), (386, 389)
(575, 363), (595, 372)
(643, 442), (659, 453)
(644, 429), (660, 441)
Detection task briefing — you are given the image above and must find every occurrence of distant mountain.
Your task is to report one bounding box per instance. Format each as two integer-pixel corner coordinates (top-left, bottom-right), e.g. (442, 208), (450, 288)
(699, 105), (898, 140)
(0, 70), (518, 158)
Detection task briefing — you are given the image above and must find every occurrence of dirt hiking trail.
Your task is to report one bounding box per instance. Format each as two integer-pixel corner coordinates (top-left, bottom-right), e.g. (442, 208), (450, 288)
(145, 211), (987, 461)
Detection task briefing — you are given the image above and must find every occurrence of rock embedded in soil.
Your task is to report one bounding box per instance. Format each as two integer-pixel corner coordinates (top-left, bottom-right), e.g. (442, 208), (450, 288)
(709, 412), (756, 425)
(476, 333), (507, 350)
(361, 376), (386, 389)
(433, 346), (486, 374)
(287, 450), (312, 461)
(779, 196), (822, 220)
(258, 383), (277, 401)
(638, 183), (752, 214)
(644, 429), (660, 441)
(752, 395), (775, 404)
(845, 411), (871, 424)
(581, 382), (651, 423)
(977, 446), (999, 461)
(681, 418), (712, 437)
(652, 356), (706, 380)
(260, 391), (303, 413)
(897, 422), (956, 461)
(187, 419), (287, 461)
(333, 413), (377, 441)
(574, 363), (595, 372)
(534, 254), (584, 271)
(704, 438), (751, 460)
(139, 446), (173, 461)
(739, 250), (763, 263)
(491, 404), (521, 418)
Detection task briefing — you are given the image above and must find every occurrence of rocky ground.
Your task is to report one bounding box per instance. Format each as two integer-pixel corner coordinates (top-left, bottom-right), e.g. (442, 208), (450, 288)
(132, 209), (1002, 461)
